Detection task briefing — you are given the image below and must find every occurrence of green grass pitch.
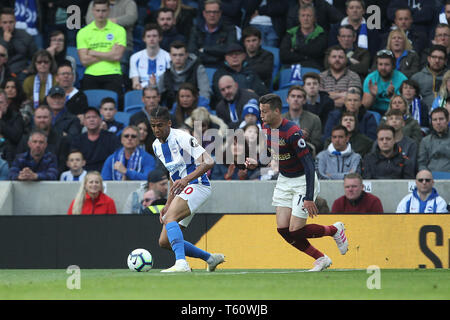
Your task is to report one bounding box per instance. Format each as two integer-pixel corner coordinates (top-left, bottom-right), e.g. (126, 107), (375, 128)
(0, 269), (449, 300)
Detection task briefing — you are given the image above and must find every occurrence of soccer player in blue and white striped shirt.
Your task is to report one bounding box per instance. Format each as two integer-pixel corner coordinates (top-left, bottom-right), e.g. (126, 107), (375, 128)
(150, 106), (225, 272)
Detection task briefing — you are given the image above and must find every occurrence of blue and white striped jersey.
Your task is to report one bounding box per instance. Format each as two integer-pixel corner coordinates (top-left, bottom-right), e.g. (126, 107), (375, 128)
(129, 48), (171, 87)
(152, 128), (210, 186)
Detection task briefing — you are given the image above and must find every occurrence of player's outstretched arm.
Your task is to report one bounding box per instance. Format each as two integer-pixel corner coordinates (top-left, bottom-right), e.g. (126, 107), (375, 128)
(170, 151), (215, 196)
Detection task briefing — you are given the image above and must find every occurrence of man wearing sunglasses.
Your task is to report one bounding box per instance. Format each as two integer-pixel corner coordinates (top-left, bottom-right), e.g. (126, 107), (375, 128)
(396, 170), (448, 213)
(101, 125), (157, 181)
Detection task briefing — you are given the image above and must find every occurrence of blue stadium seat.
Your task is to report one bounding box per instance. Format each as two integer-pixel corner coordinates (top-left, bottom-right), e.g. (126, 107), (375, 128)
(125, 104), (143, 114)
(432, 171), (450, 180)
(124, 90), (143, 109)
(368, 110), (381, 125)
(301, 67), (321, 76)
(279, 68), (303, 89)
(205, 67), (217, 87)
(84, 89), (118, 108)
(115, 111), (131, 126)
(261, 45), (280, 91)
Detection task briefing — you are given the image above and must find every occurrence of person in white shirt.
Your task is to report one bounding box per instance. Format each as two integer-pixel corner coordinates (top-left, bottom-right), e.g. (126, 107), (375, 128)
(149, 106), (225, 272)
(396, 170), (448, 213)
(129, 24), (171, 90)
(60, 150), (87, 182)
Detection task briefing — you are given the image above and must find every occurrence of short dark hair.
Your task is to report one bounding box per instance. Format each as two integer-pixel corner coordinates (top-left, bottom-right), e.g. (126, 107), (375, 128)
(0, 7), (15, 16)
(150, 106), (171, 121)
(385, 108), (404, 118)
(377, 124), (396, 137)
(169, 40), (187, 51)
(157, 7), (175, 17)
(429, 44), (447, 59)
(430, 106), (449, 121)
(331, 124), (349, 136)
(144, 23), (162, 38)
(327, 45), (346, 57)
(259, 93), (282, 112)
(338, 24), (356, 37)
(100, 97), (116, 108)
(241, 26), (261, 41)
(93, 0), (110, 6)
(302, 72), (320, 83)
(400, 79), (420, 95)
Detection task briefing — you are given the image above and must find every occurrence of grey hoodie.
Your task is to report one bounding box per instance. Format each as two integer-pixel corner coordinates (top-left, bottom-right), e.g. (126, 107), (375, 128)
(316, 143), (362, 180)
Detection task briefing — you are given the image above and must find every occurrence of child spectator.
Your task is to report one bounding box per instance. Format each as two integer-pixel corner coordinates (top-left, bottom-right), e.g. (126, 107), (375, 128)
(239, 99), (261, 129)
(99, 97), (124, 136)
(60, 150), (87, 182)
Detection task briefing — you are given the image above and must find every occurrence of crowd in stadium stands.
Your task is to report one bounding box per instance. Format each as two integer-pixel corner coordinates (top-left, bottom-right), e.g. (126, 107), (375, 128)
(0, 0), (450, 213)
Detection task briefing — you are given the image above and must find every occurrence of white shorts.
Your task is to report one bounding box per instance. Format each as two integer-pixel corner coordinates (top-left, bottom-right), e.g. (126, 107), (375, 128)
(272, 173), (320, 219)
(176, 183), (211, 227)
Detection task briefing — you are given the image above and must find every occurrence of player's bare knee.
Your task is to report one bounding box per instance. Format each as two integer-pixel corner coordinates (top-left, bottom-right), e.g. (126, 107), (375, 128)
(158, 236), (171, 249)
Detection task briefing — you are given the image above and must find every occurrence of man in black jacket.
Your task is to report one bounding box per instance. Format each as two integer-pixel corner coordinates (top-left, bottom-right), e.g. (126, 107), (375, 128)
(56, 62), (88, 116)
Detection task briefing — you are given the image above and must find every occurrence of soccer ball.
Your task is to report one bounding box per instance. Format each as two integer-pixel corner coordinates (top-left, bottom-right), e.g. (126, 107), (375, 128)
(127, 248), (153, 272)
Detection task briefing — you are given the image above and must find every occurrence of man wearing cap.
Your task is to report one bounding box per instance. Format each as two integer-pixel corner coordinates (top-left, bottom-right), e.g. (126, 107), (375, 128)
(122, 168), (169, 213)
(362, 49), (408, 115)
(215, 75), (259, 129)
(71, 106), (121, 172)
(212, 42), (269, 106)
(46, 86), (82, 140)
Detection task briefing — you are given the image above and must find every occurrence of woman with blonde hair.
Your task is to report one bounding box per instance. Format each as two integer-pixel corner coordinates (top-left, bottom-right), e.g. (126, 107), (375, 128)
(384, 29), (420, 78)
(431, 69), (450, 111)
(67, 171), (117, 215)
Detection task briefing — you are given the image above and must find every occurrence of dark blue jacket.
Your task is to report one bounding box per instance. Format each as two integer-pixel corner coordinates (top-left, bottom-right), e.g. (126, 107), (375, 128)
(8, 151), (58, 180)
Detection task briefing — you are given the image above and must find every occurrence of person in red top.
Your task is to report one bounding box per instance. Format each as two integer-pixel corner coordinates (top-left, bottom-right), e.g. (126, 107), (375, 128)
(67, 171), (117, 215)
(331, 173), (384, 213)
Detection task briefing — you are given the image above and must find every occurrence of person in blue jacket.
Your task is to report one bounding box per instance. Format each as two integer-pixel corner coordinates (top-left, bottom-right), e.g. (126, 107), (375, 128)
(101, 126), (157, 181)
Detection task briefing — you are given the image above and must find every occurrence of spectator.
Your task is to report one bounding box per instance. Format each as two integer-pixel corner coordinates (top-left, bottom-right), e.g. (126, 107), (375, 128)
(302, 72), (334, 128)
(46, 86), (82, 139)
(185, 106), (228, 144)
(85, 0), (137, 54)
(215, 75), (259, 129)
(173, 82), (202, 127)
(156, 8), (186, 52)
(316, 125), (361, 180)
(212, 42), (269, 105)
(383, 108), (418, 171)
(0, 44), (12, 87)
(280, 4), (328, 70)
(140, 189), (167, 214)
(129, 86), (162, 127)
(123, 168), (168, 214)
(418, 107), (450, 173)
(223, 136), (257, 180)
(8, 129), (59, 181)
(282, 85), (322, 155)
(129, 23), (171, 90)
(0, 88), (25, 164)
(362, 124), (415, 179)
(0, 7), (38, 81)
(45, 30), (77, 72)
(441, 0), (450, 25)
(134, 119), (153, 155)
(1, 77), (33, 133)
(331, 172), (384, 213)
(56, 62), (89, 116)
(324, 87), (377, 142)
(67, 171), (117, 215)
(14, 104), (71, 175)
(71, 107), (121, 172)
(400, 79), (430, 135)
(411, 45), (449, 109)
(396, 169), (448, 213)
(101, 125), (157, 181)
(241, 26), (274, 89)
(421, 24), (450, 68)
(0, 156), (7, 180)
(238, 99), (261, 129)
(328, 0), (380, 56)
(157, 40), (211, 110)
(243, 0), (289, 47)
(286, 0), (344, 32)
(152, 0), (197, 43)
(100, 97), (124, 136)
(362, 49), (408, 116)
(330, 25), (370, 81)
(210, 0), (244, 28)
(379, 7), (428, 55)
(380, 94), (423, 145)
(60, 149), (87, 182)
(187, 0), (237, 68)
(431, 70), (450, 112)
(386, 0), (435, 36)
(22, 50), (58, 108)
(319, 45), (362, 108)
(77, 0), (126, 103)
(336, 111), (373, 157)
(382, 28), (421, 79)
